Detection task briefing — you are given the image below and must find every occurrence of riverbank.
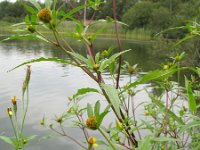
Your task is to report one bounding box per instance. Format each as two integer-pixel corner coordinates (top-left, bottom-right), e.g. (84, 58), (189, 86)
(0, 21), (152, 41)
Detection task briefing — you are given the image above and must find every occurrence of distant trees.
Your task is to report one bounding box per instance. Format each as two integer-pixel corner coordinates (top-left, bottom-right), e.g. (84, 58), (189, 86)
(0, 1), (27, 22)
(122, 0), (200, 38)
(0, 0), (199, 39)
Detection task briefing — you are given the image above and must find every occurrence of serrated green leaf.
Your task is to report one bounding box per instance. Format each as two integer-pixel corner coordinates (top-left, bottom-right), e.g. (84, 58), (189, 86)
(185, 76), (197, 114)
(8, 57), (72, 72)
(87, 103), (93, 117)
(101, 84), (121, 119)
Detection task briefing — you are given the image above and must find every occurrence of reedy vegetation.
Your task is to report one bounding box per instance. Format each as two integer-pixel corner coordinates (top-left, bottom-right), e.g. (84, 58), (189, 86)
(0, 0), (200, 150)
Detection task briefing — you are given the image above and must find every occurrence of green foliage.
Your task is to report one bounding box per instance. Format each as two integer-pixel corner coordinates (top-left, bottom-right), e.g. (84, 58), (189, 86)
(1, 0), (200, 150)
(185, 76), (197, 114)
(123, 1), (153, 29)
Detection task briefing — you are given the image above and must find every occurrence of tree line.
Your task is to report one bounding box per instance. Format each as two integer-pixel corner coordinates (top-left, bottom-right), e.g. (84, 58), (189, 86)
(0, 0), (200, 38)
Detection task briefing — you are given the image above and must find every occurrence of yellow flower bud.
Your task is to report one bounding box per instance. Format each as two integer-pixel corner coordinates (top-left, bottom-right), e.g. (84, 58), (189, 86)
(88, 137), (97, 144)
(86, 116), (97, 130)
(93, 64), (99, 70)
(11, 96), (17, 105)
(7, 107), (13, 117)
(163, 65), (169, 70)
(117, 121), (123, 129)
(37, 8), (52, 23)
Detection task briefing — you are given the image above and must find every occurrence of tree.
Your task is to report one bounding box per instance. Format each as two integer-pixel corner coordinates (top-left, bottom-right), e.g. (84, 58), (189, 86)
(122, 1), (154, 29)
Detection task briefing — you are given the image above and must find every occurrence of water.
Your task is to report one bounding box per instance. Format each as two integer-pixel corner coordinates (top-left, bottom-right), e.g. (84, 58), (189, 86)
(0, 38), (165, 150)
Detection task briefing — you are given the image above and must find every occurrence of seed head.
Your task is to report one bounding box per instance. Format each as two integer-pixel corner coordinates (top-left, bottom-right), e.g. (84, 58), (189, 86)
(86, 116), (97, 130)
(37, 8), (52, 23)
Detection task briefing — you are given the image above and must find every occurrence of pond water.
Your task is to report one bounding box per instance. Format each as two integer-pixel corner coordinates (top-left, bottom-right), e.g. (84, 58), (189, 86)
(0, 38), (167, 150)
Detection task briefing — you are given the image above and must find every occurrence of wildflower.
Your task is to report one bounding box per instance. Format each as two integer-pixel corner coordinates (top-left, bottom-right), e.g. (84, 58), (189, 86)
(11, 96), (17, 105)
(163, 64), (169, 70)
(7, 107), (13, 117)
(86, 116), (97, 130)
(37, 8), (52, 23)
(93, 63), (99, 71)
(88, 137), (97, 144)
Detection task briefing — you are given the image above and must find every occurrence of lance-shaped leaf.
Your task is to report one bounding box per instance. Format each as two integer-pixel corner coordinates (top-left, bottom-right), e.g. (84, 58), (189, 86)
(101, 84), (122, 119)
(1, 34), (51, 44)
(185, 76), (197, 114)
(8, 57), (73, 72)
(72, 87), (99, 99)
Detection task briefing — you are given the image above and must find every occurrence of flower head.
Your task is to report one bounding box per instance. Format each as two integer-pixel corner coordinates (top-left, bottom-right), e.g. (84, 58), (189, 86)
(86, 116), (97, 130)
(37, 8), (52, 23)
(88, 137), (97, 144)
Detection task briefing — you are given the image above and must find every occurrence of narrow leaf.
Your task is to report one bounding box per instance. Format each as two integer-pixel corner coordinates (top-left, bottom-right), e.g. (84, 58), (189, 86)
(8, 57), (72, 72)
(101, 84), (121, 119)
(137, 135), (152, 150)
(185, 76), (197, 114)
(87, 103), (93, 117)
(28, 0), (41, 11)
(94, 100), (100, 117)
(0, 136), (14, 146)
(72, 88), (99, 99)
(1, 34), (51, 44)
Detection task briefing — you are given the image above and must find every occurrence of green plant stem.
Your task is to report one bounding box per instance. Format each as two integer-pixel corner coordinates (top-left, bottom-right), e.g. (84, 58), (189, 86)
(20, 87), (29, 138)
(98, 127), (116, 150)
(9, 117), (18, 141)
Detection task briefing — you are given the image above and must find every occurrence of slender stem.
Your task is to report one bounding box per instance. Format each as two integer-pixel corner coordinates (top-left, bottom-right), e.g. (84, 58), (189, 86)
(165, 89), (169, 150)
(10, 117), (18, 141)
(20, 87), (29, 137)
(83, 0), (87, 28)
(113, 0), (122, 89)
(98, 128), (116, 150)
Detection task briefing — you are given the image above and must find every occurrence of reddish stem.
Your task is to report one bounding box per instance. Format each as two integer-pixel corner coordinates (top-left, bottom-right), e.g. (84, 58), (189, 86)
(165, 90), (169, 150)
(113, 0), (122, 89)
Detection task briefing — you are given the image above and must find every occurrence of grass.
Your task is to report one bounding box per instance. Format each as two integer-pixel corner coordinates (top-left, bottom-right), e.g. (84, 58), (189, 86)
(0, 20), (152, 41)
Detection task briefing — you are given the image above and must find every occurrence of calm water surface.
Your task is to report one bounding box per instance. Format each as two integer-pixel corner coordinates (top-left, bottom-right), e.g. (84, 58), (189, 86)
(0, 38), (165, 150)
